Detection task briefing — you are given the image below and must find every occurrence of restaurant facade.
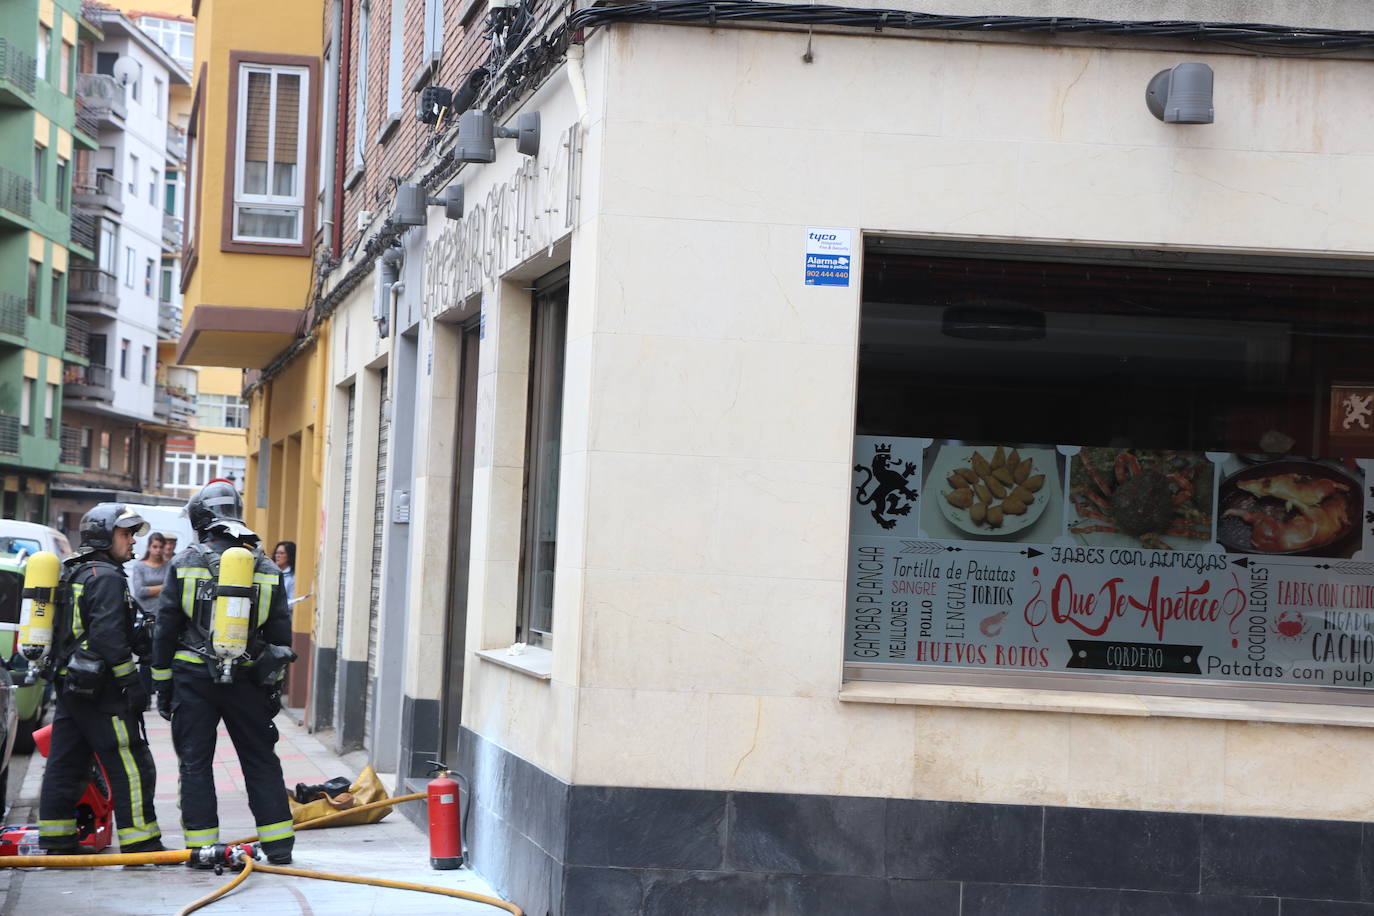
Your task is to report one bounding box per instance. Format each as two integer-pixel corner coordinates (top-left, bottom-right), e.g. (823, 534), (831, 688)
(295, 2), (1374, 912)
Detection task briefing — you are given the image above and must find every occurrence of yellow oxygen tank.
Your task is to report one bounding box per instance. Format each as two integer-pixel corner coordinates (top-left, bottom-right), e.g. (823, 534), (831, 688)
(18, 551), (61, 662)
(210, 547), (256, 683)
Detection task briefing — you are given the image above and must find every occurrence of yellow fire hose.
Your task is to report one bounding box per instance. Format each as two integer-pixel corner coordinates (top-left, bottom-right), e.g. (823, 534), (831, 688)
(0, 792), (524, 915)
(176, 858), (522, 916)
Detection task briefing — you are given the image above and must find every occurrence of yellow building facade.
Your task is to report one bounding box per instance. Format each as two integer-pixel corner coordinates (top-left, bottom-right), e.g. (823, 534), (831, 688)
(176, 0), (324, 706)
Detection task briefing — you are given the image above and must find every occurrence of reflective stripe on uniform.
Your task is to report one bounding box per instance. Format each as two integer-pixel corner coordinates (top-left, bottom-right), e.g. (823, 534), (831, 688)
(253, 574), (276, 629)
(150, 667), (171, 682)
(174, 650), (205, 665)
(178, 567), (210, 619)
(39, 819), (76, 837)
(111, 716), (155, 837)
(111, 659), (136, 678)
(116, 824), (161, 845)
(70, 583), (85, 640)
(183, 826), (219, 846)
(256, 819), (294, 843)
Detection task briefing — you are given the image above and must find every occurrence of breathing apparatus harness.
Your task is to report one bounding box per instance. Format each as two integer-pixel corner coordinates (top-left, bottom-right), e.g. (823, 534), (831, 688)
(20, 548), (149, 696)
(177, 540), (293, 686)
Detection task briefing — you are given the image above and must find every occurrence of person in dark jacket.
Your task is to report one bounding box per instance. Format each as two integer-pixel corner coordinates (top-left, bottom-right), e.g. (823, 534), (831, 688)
(151, 479), (296, 864)
(38, 504), (163, 853)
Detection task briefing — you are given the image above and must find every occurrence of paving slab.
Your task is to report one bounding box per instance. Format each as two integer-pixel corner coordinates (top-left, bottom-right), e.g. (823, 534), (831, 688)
(1, 709), (510, 916)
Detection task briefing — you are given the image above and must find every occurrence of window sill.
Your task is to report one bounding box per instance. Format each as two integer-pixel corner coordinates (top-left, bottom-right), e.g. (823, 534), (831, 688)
(344, 165), (365, 191)
(375, 113), (401, 146)
(838, 681), (1374, 729)
(475, 645), (552, 681)
(409, 56), (440, 93)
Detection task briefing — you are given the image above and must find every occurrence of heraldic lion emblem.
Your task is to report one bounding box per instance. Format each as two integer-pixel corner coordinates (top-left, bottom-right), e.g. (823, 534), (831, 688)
(853, 443), (919, 529)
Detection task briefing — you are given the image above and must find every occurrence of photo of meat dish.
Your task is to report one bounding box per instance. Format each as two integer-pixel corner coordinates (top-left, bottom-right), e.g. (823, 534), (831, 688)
(1069, 448), (1213, 551)
(1217, 460), (1361, 557)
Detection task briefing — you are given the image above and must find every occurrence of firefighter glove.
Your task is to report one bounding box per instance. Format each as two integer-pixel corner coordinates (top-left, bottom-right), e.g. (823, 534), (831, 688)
(123, 679), (149, 716)
(155, 684), (174, 722)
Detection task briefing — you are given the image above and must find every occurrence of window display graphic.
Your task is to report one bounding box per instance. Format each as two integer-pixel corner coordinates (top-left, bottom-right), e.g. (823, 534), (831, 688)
(847, 436), (1374, 693)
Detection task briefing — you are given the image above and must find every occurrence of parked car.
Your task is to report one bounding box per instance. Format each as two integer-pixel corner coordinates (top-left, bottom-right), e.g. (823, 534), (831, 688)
(0, 554), (51, 754)
(0, 520), (71, 561)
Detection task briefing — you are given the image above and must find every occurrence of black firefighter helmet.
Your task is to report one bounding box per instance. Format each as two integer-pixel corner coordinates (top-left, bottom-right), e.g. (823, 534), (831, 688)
(186, 479), (256, 543)
(79, 503), (150, 550)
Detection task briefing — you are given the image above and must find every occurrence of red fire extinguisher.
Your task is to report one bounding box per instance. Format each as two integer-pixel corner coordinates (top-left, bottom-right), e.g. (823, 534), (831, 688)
(426, 760), (463, 870)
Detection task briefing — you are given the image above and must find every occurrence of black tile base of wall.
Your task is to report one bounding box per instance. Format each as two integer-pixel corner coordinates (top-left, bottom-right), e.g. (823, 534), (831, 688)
(456, 728), (1374, 916)
(310, 645), (336, 732)
(334, 658), (367, 754)
(397, 695), (442, 830)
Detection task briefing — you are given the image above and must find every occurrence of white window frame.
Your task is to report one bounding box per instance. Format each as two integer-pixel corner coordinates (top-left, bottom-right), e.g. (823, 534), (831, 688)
(37, 25), (50, 81)
(384, 0), (405, 127)
(353, 3), (370, 168)
(128, 153), (139, 194)
(20, 379), (32, 434)
(124, 246), (136, 287)
(196, 392), (247, 429)
(232, 62), (310, 245)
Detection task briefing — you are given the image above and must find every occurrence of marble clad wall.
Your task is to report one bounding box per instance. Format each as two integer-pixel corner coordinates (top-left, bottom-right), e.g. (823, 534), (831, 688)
(526, 24), (1374, 820)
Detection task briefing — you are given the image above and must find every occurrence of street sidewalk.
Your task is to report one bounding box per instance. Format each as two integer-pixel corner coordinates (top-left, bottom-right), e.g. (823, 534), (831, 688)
(0, 708), (510, 915)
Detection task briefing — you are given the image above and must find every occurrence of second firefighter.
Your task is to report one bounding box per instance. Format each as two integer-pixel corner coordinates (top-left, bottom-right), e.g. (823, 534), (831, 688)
(151, 479), (298, 863)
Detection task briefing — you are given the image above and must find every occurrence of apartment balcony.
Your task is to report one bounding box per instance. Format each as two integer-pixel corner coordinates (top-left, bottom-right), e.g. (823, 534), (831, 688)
(166, 126), (187, 162)
(153, 384), (195, 428)
(59, 425), (84, 467)
(73, 98), (100, 148)
(0, 39), (36, 106)
(73, 170), (123, 215)
(67, 267), (119, 316)
(76, 73), (126, 127)
(64, 362), (114, 404)
(64, 315), (91, 361)
(0, 292), (26, 341)
(0, 166), (32, 227)
(71, 210), (97, 257)
(157, 300), (182, 339)
(162, 212), (183, 251)
(0, 415), (18, 457)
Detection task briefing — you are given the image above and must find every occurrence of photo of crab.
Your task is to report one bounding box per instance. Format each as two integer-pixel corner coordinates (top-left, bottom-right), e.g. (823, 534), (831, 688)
(921, 441), (1065, 542)
(1068, 448), (1214, 551)
(1215, 455), (1363, 558)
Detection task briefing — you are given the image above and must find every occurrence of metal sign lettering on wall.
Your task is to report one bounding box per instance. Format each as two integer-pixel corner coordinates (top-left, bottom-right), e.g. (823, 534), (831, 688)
(425, 123), (582, 315)
(846, 436), (1374, 694)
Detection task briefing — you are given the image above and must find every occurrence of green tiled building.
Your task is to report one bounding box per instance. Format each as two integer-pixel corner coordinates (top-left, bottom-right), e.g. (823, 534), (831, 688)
(0, 0), (98, 522)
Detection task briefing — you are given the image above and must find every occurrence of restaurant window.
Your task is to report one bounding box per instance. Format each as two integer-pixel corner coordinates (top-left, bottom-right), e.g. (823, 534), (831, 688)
(99, 431), (110, 470)
(516, 271), (569, 649)
(846, 241), (1374, 706)
(232, 62), (309, 244)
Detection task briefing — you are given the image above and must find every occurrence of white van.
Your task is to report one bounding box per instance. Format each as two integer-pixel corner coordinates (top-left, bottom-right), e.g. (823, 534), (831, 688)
(121, 503), (198, 565)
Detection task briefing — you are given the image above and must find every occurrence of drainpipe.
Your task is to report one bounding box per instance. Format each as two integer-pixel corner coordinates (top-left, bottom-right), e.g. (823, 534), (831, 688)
(331, 0), (353, 259)
(320, 2), (342, 251)
(377, 246), (403, 339)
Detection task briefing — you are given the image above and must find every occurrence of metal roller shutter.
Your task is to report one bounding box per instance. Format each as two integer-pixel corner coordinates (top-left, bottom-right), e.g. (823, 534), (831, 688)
(364, 370), (388, 750)
(335, 384), (354, 676)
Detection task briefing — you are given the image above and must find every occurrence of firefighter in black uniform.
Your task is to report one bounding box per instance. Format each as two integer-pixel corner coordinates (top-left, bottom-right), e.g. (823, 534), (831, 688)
(38, 504), (163, 853)
(151, 479), (297, 864)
